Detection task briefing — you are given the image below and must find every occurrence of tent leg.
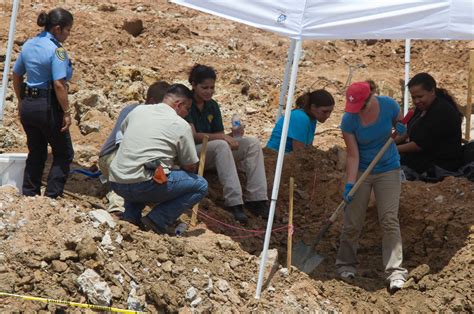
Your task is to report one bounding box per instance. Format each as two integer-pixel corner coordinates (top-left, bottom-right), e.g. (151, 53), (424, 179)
(276, 39), (296, 121)
(0, 0), (21, 124)
(255, 39), (302, 300)
(403, 39), (411, 116)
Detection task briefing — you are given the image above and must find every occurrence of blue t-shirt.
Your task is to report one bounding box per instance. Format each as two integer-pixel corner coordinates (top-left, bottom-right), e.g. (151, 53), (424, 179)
(267, 109), (317, 153)
(341, 96), (400, 173)
(13, 31), (73, 89)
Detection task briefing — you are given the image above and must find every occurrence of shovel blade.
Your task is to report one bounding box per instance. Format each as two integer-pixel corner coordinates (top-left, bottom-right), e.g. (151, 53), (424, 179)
(292, 240), (324, 274)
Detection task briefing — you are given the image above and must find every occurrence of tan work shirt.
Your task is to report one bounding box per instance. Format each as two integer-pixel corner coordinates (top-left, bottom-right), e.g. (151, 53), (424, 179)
(109, 103), (198, 184)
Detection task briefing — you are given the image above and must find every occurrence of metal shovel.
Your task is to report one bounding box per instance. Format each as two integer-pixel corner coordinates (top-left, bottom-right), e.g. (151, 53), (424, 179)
(292, 137), (396, 273)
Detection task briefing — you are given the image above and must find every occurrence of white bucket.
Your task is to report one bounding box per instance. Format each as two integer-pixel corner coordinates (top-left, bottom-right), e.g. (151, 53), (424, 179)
(0, 153), (28, 193)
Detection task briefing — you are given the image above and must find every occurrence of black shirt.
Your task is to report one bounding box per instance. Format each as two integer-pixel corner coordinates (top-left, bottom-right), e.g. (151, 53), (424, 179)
(185, 99), (224, 134)
(401, 96), (462, 172)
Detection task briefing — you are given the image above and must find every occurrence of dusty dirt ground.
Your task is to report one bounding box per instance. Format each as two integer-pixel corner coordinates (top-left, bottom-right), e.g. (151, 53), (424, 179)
(0, 0), (473, 312)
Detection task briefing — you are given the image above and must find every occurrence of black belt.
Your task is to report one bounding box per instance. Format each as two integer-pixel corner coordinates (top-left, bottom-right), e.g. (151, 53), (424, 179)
(24, 86), (49, 98)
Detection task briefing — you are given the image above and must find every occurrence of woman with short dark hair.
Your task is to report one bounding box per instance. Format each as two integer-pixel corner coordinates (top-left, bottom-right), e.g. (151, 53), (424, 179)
(397, 72), (462, 173)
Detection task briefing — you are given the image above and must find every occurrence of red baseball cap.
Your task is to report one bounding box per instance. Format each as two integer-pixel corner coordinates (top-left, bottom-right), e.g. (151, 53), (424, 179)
(345, 82), (371, 113)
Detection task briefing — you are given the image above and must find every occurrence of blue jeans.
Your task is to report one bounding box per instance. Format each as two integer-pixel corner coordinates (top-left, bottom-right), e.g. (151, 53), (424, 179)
(111, 170), (208, 231)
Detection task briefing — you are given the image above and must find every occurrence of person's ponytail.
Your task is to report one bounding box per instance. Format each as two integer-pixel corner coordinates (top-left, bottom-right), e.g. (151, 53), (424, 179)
(37, 12), (49, 28)
(36, 8), (73, 31)
(296, 92), (310, 110)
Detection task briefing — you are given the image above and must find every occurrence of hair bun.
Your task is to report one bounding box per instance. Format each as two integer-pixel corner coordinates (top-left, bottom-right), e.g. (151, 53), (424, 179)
(37, 12), (49, 27)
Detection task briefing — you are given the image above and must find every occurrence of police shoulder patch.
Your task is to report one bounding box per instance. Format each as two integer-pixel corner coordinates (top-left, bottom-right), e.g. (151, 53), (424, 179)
(55, 48), (66, 61)
(207, 114), (214, 123)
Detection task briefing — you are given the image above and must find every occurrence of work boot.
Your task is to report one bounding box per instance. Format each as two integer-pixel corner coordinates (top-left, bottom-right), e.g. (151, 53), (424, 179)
(340, 271), (355, 282)
(120, 215), (146, 231)
(245, 200), (269, 219)
(141, 216), (173, 235)
(226, 204), (248, 224)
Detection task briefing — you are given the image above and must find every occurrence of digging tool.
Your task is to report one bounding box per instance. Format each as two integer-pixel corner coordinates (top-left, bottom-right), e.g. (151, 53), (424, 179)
(292, 110), (414, 273)
(190, 135), (209, 226)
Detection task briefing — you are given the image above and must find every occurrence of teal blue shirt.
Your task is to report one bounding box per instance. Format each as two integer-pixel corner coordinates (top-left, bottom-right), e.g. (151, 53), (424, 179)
(267, 109), (317, 153)
(341, 96), (400, 173)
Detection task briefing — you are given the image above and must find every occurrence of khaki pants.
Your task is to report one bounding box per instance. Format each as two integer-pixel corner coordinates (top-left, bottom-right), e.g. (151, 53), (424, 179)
(98, 150), (125, 213)
(336, 169), (408, 282)
(196, 137), (268, 207)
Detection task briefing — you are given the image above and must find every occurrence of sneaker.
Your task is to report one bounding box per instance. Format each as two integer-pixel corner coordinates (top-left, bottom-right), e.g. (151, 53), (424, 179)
(245, 201), (269, 219)
(389, 279), (404, 293)
(225, 205), (248, 224)
(141, 216), (171, 235)
(340, 271), (355, 281)
(120, 216), (146, 230)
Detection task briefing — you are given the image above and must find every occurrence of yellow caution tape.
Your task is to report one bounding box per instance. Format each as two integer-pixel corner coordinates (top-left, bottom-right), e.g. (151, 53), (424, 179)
(0, 292), (144, 313)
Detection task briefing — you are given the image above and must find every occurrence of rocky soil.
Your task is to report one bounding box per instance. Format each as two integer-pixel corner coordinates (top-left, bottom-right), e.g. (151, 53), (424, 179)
(0, 0), (473, 312)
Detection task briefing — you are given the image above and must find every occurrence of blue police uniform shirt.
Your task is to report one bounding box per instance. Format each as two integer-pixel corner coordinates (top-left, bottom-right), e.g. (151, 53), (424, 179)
(267, 108), (317, 153)
(341, 96), (401, 173)
(13, 31), (73, 89)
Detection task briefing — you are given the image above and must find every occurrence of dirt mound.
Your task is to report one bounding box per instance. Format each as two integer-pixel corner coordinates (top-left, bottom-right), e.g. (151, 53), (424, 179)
(0, 0), (472, 312)
(0, 148), (472, 312)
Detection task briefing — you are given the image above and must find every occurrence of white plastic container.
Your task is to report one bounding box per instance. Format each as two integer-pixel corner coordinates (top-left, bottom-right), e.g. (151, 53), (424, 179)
(0, 153), (27, 193)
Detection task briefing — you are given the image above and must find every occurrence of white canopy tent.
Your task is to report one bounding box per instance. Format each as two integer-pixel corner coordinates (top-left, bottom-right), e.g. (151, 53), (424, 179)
(171, 0), (474, 299)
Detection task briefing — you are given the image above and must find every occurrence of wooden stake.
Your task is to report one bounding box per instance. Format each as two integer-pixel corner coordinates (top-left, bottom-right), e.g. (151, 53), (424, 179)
(465, 50), (474, 141)
(190, 135), (209, 226)
(287, 177), (295, 271)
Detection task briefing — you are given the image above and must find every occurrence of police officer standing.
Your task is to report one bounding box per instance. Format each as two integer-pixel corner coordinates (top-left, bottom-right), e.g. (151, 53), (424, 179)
(12, 8), (74, 198)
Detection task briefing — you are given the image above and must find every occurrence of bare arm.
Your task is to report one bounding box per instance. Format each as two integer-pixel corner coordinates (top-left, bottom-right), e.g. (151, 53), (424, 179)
(189, 123), (239, 150)
(190, 123), (226, 143)
(342, 132), (359, 184)
(292, 140), (306, 151)
(394, 133), (408, 145)
(53, 79), (72, 132)
(13, 73), (23, 115)
(397, 141), (422, 154)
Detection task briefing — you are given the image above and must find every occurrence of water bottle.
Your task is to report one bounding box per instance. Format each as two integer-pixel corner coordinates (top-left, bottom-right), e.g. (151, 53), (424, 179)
(231, 113), (242, 138)
(174, 222), (187, 236)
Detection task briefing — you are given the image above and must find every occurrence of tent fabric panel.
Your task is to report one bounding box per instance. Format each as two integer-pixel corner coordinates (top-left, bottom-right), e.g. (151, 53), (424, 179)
(449, 0), (474, 38)
(172, 0), (304, 38)
(171, 0), (474, 40)
(301, 0), (451, 39)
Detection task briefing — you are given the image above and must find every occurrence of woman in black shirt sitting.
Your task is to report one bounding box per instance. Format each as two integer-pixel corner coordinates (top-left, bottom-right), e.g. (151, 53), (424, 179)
(397, 73), (463, 173)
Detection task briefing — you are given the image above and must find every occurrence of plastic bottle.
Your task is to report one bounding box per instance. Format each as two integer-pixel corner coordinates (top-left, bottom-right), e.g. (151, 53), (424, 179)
(174, 222), (188, 236)
(231, 113), (242, 138)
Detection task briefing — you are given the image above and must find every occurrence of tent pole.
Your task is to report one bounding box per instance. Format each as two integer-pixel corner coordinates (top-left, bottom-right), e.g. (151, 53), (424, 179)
(403, 39), (411, 116)
(0, 0), (21, 125)
(255, 39), (302, 299)
(276, 39), (296, 121)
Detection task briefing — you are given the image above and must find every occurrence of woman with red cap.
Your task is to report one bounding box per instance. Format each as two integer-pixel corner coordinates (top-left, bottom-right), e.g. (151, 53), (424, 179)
(337, 81), (408, 293)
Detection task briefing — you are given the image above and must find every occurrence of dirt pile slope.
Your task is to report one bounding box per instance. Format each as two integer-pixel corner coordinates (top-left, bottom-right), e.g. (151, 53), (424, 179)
(0, 0), (472, 312)
(0, 148), (472, 312)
